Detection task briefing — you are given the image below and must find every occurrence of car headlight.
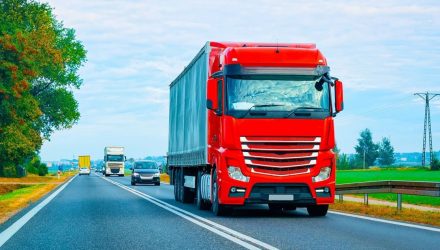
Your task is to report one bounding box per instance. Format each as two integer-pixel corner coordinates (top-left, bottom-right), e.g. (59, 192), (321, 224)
(312, 167), (331, 182)
(153, 172), (160, 177)
(227, 166), (250, 182)
(133, 173), (140, 177)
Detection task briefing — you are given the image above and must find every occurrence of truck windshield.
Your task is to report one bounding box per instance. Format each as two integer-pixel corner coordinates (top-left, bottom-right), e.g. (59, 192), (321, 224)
(134, 162), (158, 169)
(226, 75), (330, 118)
(107, 155), (124, 161)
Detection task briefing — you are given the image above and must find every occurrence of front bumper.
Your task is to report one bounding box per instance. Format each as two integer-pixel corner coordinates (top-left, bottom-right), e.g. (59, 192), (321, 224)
(133, 176), (160, 184)
(216, 150), (335, 206)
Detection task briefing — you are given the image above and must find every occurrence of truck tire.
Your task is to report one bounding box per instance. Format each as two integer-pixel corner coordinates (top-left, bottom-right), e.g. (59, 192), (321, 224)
(212, 171), (231, 216)
(196, 171), (211, 210)
(180, 168), (194, 203)
(307, 205), (328, 217)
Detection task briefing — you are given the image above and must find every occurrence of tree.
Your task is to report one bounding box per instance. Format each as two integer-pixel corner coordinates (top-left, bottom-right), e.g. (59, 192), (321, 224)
(354, 129), (379, 168)
(378, 137), (395, 166)
(0, 0), (86, 176)
(334, 145), (350, 170)
(431, 154), (440, 171)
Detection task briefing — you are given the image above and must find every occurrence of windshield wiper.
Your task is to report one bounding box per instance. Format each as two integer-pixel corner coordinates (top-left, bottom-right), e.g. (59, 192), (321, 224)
(284, 106), (324, 118)
(240, 104), (285, 118)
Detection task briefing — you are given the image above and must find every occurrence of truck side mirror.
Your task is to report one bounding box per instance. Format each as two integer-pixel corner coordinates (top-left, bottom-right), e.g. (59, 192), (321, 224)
(207, 78), (219, 111)
(334, 80), (344, 113)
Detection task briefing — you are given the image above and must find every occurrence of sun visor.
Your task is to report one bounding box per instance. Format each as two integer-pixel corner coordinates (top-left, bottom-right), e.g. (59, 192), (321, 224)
(224, 64), (330, 77)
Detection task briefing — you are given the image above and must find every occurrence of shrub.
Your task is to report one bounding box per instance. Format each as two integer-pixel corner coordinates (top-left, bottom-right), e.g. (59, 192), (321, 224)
(431, 156), (440, 171)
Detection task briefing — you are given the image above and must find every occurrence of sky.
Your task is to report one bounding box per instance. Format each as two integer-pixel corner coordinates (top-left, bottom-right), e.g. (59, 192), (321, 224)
(40, 0), (440, 161)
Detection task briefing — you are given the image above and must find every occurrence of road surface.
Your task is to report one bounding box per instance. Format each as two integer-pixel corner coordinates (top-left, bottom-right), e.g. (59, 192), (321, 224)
(1, 174), (439, 249)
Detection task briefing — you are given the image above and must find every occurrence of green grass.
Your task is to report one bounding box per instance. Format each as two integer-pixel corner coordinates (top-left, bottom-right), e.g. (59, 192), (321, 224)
(336, 168), (440, 184)
(336, 168), (440, 207)
(0, 185), (40, 201)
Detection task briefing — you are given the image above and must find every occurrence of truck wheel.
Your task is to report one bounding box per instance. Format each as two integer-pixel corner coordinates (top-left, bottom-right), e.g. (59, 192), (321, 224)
(196, 171), (211, 210)
(212, 171), (231, 216)
(180, 168), (194, 203)
(105, 174), (109, 177)
(307, 205), (329, 217)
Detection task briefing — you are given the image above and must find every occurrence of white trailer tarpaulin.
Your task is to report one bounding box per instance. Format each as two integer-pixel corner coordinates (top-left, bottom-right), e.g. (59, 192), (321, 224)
(168, 44), (210, 166)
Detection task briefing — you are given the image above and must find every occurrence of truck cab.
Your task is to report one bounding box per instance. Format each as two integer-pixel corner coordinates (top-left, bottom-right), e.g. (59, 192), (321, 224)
(168, 42), (344, 216)
(103, 146), (126, 177)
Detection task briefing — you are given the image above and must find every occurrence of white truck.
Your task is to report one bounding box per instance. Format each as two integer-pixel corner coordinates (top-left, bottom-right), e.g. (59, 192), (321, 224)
(103, 146), (126, 177)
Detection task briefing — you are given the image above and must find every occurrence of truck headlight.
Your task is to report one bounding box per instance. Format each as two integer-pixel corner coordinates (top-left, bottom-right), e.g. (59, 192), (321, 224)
(312, 167), (331, 182)
(227, 166), (250, 182)
(153, 172), (160, 177)
(133, 173), (140, 177)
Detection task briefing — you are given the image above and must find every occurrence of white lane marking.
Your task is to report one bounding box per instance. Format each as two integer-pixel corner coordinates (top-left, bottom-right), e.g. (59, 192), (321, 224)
(329, 211), (440, 233)
(101, 176), (278, 250)
(0, 175), (77, 247)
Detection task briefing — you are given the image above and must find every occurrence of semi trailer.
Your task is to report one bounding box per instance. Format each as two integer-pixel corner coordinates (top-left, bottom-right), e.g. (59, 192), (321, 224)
(168, 42), (344, 216)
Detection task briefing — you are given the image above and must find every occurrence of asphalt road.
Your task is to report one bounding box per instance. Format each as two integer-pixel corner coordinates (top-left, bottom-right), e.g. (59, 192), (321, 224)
(1, 174), (439, 250)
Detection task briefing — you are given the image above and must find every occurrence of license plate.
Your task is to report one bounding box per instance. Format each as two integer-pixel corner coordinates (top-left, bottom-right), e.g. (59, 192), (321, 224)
(269, 194), (294, 201)
(140, 176), (153, 180)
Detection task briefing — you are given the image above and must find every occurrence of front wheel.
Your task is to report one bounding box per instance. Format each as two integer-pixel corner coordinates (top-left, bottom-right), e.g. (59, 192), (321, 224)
(307, 205), (329, 217)
(155, 182), (160, 186)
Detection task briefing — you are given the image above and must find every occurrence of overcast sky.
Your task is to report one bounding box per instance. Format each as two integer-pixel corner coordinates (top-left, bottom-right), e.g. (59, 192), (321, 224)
(40, 0), (440, 161)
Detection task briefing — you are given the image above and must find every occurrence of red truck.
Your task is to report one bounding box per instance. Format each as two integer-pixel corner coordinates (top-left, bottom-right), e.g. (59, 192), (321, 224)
(168, 42), (344, 216)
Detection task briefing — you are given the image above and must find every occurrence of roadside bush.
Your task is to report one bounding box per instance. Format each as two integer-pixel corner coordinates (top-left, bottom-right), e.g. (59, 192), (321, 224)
(24, 155), (48, 176)
(2, 165), (17, 177)
(431, 156), (440, 171)
(38, 163), (48, 176)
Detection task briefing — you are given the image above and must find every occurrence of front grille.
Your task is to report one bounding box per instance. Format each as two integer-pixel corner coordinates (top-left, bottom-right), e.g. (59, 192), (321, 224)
(110, 168), (120, 173)
(108, 163), (122, 168)
(241, 136), (320, 176)
(140, 173), (153, 178)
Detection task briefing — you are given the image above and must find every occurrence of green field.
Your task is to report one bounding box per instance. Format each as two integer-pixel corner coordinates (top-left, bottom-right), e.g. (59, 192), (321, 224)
(0, 184), (40, 201)
(336, 168), (440, 207)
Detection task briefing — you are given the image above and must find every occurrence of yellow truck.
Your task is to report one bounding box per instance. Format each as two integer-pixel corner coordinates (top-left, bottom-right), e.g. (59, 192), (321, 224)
(78, 155), (91, 175)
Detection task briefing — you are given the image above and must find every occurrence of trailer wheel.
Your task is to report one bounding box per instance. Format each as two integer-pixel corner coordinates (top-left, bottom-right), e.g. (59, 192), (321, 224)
(307, 205), (328, 217)
(212, 171), (231, 216)
(196, 171), (211, 210)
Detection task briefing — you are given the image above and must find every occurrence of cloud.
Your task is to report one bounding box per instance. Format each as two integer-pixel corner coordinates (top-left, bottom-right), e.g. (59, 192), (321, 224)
(40, 0), (440, 160)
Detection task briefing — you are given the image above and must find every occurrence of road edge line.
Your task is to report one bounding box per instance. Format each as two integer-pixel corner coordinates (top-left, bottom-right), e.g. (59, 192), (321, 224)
(0, 175), (77, 247)
(329, 210), (440, 233)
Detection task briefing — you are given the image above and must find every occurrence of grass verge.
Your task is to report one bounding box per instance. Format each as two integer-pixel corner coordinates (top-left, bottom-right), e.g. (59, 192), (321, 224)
(330, 200), (440, 227)
(336, 168), (440, 184)
(336, 168), (440, 207)
(0, 173), (75, 224)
